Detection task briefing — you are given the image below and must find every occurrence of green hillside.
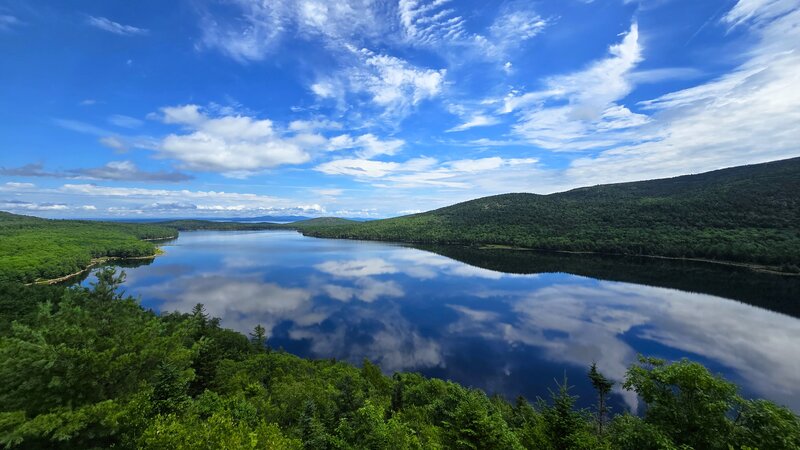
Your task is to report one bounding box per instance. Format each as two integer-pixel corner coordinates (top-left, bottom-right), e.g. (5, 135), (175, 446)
(155, 219), (282, 231)
(155, 217), (357, 231)
(0, 214), (361, 284)
(302, 157), (800, 272)
(1, 270), (798, 449)
(289, 217), (359, 229)
(0, 213), (176, 284)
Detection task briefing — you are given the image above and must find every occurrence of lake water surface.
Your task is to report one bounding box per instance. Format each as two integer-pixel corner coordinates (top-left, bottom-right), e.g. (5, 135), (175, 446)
(83, 230), (800, 413)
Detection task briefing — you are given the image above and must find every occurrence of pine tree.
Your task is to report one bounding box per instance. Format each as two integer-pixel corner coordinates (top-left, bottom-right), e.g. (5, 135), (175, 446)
(588, 362), (613, 434)
(249, 324), (268, 351)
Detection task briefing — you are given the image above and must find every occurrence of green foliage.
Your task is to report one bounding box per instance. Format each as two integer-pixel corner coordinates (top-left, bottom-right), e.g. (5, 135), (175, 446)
(0, 212), (177, 283)
(624, 356), (738, 449)
(154, 216), (356, 232)
(303, 157), (800, 270)
(538, 377), (600, 450)
(0, 276), (798, 449)
(588, 362), (614, 434)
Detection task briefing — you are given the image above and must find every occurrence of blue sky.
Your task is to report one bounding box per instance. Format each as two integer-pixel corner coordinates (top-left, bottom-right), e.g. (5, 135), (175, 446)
(1, 0), (798, 218)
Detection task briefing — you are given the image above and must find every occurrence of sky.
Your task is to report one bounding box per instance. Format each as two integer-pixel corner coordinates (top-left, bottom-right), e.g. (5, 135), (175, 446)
(0, 0), (798, 219)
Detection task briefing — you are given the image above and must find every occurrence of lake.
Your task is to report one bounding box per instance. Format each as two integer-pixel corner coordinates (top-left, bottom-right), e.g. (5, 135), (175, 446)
(82, 230), (800, 413)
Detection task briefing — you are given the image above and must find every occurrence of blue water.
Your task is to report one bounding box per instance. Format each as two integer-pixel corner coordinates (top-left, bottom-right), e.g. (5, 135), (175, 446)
(83, 230), (800, 413)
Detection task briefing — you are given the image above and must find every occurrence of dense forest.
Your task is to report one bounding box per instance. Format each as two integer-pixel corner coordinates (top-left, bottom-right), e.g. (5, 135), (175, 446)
(302, 157), (800, 272)
(1, 269), (798, 449)
(0, 212), (176, 284)
(0, 213), (358, 284)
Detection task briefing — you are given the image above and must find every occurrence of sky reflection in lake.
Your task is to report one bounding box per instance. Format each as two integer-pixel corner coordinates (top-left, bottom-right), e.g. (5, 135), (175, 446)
(87, 230), (800, 412)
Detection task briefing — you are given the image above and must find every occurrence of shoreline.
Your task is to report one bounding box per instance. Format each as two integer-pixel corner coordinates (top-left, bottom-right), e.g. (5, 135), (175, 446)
(142, 235), (178, 241)
(300, 231), (799, 277)
(474, 244), (800, 276)
(28, 250), (164, 286)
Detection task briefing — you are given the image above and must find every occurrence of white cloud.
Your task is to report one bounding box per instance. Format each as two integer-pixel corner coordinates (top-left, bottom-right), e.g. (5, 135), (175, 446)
(157, 104), (311, 175)
(289, 118), (343, 132)
(327, 133), (405, 157)
(108, 114), (144, 129)
(315, 258), (399, 278)
(399, 1), (548, 62)
(505, 22), (645, 151)
(323, 277), (404, 303)
(485, 5), (548, 57)
(316, 155), (540, 191)
(399, 0), (467, 46)
(310, 81), (339, 99)
(86, 16), (148, 36)
(561, 1), (800, 184)
(315, 157), (437, 179)
(447, 115), (500, 132)
(99, 136), (127, 152)
(313, 188), (343, 196)
(198, 0), (386, 63)
(314, 47), (446, 120)
(0, 182), (35, 190)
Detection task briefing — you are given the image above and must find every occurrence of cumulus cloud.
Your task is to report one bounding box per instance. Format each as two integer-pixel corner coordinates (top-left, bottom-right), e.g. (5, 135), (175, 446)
(86, 16), (148, 36)
(156, 104), (313, 175)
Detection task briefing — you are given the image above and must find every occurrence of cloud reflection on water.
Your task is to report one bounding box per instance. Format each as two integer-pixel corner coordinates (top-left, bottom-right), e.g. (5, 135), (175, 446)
(107, 233), (800, 411)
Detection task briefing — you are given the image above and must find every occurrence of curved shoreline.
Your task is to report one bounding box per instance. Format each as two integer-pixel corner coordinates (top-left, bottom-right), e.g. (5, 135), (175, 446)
(27, 251), (164, 286)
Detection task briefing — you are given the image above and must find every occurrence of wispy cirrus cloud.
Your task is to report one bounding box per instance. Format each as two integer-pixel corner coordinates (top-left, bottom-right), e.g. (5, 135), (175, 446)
(86, 16), (148, 36)
(399, 0), (548, 60)
(562, 0), (800, 184)
(327, 133), (405, 158)
(0, 14), (22, 32)
(316, 156), (541, 190)
(502, 22), (647, 151)
(197, 0), (387, 63)
(311, 45), (446, 122)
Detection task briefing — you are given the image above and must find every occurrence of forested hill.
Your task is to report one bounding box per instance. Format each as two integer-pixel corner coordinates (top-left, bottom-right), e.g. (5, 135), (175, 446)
(302, 157), (800, 272)
(0, 213), (177, 284)
(154, 217), (357, 231)
(0, 213), (359, 283)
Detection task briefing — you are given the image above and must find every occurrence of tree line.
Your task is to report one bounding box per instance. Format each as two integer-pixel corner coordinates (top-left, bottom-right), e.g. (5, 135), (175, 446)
(0, 268), (797, 449)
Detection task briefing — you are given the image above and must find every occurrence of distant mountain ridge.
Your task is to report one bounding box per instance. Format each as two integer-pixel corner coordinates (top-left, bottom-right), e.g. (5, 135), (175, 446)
(301, 157), (800, 272)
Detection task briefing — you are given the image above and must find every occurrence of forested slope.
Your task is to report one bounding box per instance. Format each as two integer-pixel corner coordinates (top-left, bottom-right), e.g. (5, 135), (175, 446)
(302, 157), (800, 271)
(156, 217), (358, 231)
(1, 270), (797, 449)
(0, 213), (361, 284)
(0, 212), (176, 284)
